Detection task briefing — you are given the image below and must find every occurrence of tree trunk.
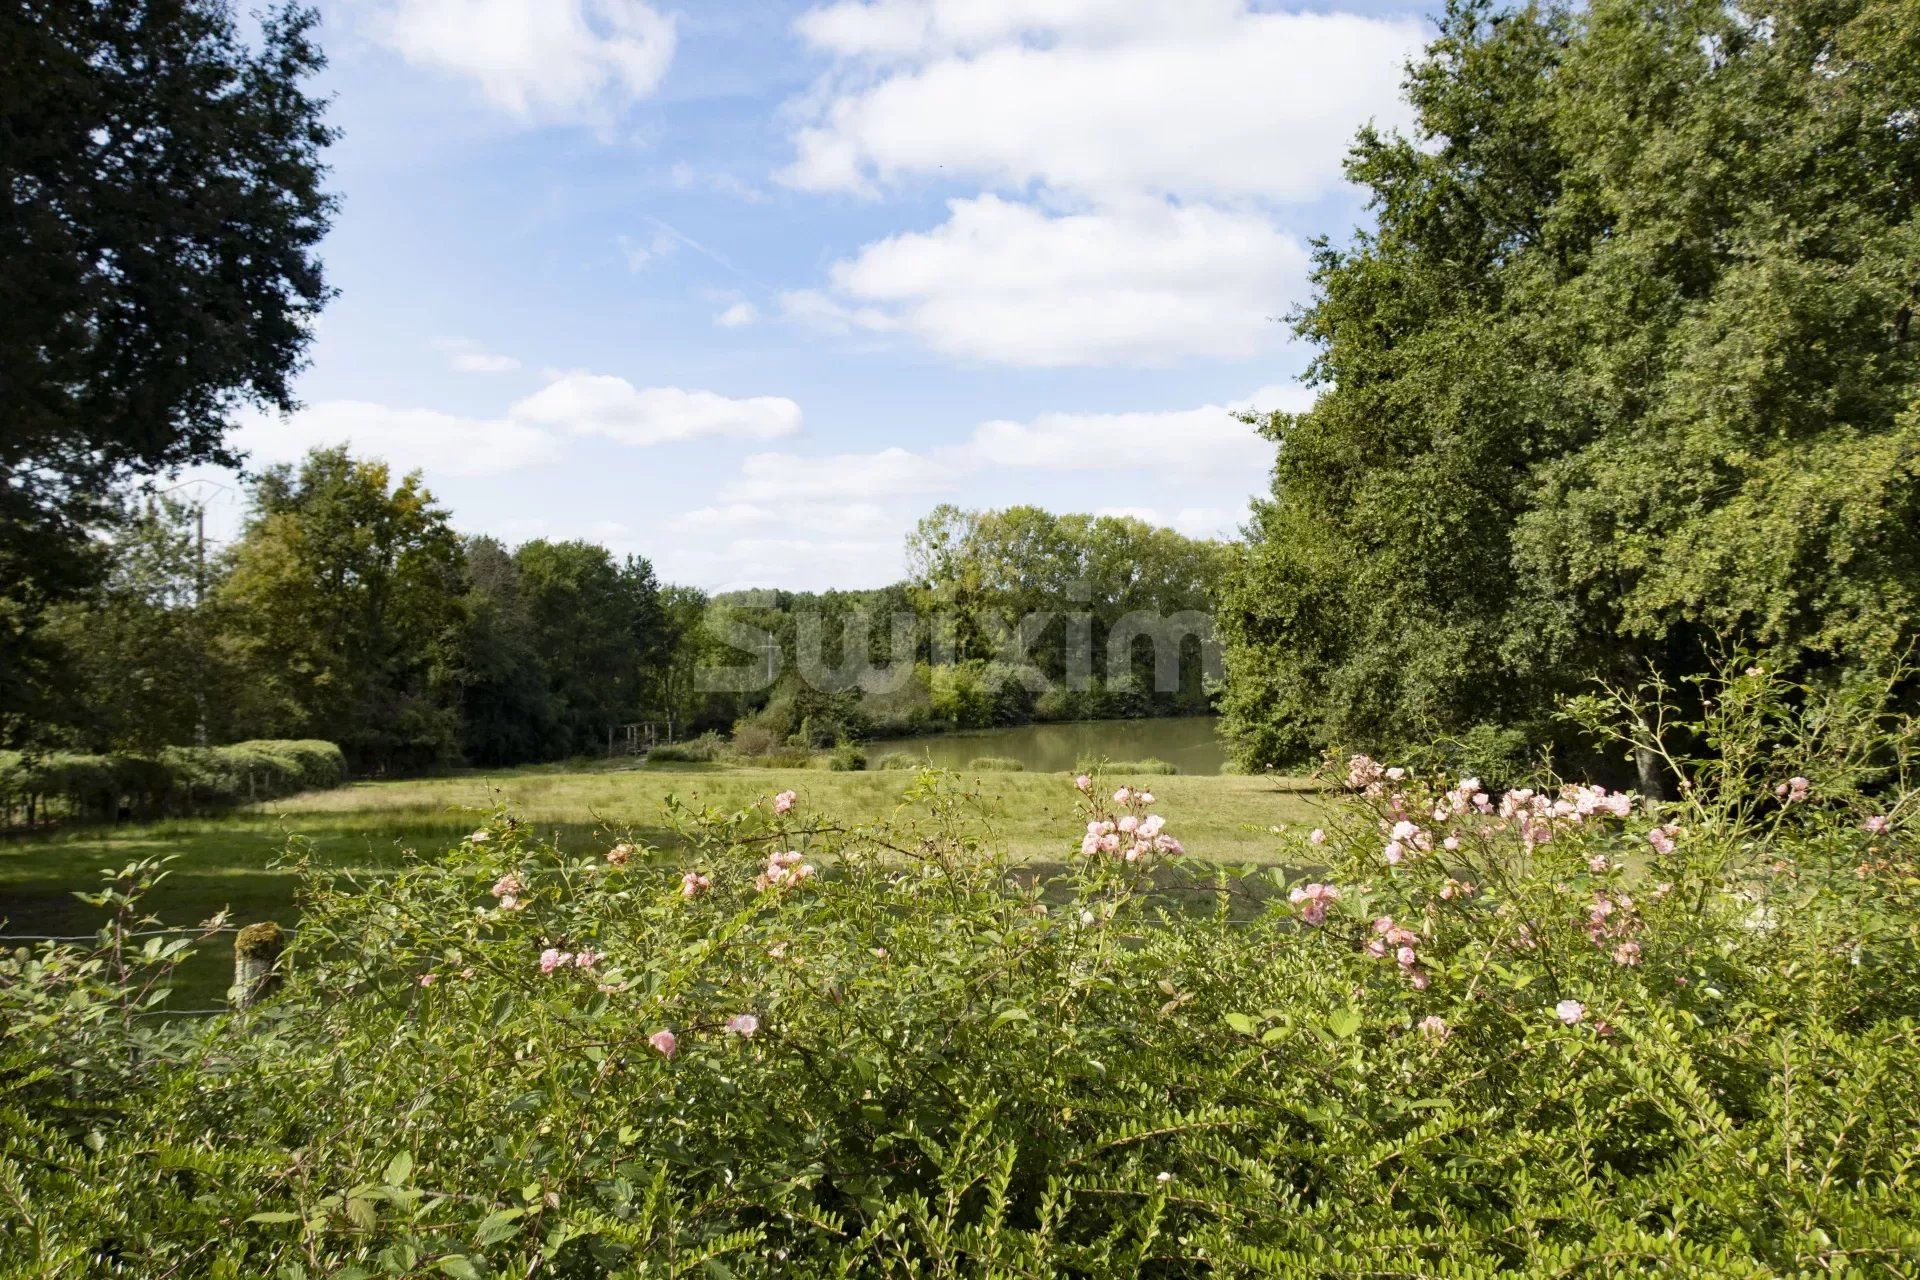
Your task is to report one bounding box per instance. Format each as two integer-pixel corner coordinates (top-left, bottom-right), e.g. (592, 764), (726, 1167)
(1635, 743), (1666, 802)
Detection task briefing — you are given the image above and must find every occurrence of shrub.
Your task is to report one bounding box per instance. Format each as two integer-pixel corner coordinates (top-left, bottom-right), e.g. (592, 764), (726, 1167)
(825, 744), (867, 772)
(728, 722), (780, 758)
(4, 665), (1920, 1274)
(966, 755), (1025, 772)
(875, 751), (925, 770)
(646, 731), (729, 764)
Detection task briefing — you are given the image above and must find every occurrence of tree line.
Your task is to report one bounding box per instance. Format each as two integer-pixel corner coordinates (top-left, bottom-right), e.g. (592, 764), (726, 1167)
(6, 448), (1231, 773)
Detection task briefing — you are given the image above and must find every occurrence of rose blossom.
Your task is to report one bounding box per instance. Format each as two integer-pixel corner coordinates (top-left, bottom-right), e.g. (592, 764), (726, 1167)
(681, 870), (711, 898)
(773, 789), (797, 815)
(1554, 999), (1586, 1025)
(725, 1013), (759, 1038)
(1417, 1014), (1450, 1042)
(648, 1029), (677, 1058)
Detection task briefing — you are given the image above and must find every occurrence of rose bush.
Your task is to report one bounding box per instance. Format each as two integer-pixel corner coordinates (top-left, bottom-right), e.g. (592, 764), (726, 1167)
(4, 664), (1918, 1276)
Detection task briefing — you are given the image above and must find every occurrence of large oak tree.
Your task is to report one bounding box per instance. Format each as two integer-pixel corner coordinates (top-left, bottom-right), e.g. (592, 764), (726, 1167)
(0, 1), (333, 739)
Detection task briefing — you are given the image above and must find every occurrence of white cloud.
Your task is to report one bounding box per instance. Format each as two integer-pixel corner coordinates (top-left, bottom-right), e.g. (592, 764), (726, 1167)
(617, 228), (679, 271)
(714, 300), (760, 328)
(658, 536), (906, 592)
(431, 336), (521, 374)
(786, 196), (1308, 365)
(724, 446), (956, 502)
(711, 384), (1305, 507)
(372, 0), (675, 123)
(1096, 504), (1251, 541)
(967, 383), (1310, 473)
(784, 2), (1421, 204)
(230, 401), (560, 477)
(682, 501), (897, 537)
(510, 374), (803, 446)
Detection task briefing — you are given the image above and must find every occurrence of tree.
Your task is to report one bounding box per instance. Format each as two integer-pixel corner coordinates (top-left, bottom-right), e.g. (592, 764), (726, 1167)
(512, 541), (666, 757)
(217, 449), (464, 771)
(0, 1), (334, 739)
(33, 497), (239, 751)
(1220, 0), (1920, 779)
(455, 537), (557, 767)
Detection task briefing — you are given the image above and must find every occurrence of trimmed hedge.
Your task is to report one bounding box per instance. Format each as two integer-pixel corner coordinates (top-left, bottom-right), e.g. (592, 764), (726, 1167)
(0, 740), (345, 826)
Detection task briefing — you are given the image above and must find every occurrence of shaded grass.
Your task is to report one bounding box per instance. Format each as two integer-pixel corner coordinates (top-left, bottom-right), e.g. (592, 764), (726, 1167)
(0, 762), (1322, 1007)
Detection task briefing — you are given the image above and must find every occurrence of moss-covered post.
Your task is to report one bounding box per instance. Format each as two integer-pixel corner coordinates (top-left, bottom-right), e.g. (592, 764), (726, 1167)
(232, 922), (285, 1010)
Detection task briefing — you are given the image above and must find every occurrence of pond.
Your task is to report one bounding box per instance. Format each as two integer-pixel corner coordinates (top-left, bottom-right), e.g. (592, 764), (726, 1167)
(875, 716), (1228, 775)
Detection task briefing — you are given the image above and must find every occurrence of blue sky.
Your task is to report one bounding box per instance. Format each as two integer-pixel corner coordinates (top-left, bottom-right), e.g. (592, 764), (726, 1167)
(197, 0), (1440, 590)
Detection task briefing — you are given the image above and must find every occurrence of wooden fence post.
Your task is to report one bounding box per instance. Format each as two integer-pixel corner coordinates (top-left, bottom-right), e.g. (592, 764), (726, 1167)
(232, 922), (286, 1010)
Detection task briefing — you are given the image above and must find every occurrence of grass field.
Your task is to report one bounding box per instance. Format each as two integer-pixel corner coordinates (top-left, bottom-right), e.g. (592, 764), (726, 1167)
(0, 761), (1323, 1006)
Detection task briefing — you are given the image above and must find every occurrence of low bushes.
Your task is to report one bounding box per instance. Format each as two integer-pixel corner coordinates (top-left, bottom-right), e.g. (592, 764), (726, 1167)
(0, 739), (345, 826)
(966, 755), (1025, 772)
(5, 666), (1920, 1274)
(643, 731), (729, 764)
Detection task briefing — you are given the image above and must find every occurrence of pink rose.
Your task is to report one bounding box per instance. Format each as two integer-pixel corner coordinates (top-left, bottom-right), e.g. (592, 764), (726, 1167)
(649, 1029), (677, 1058)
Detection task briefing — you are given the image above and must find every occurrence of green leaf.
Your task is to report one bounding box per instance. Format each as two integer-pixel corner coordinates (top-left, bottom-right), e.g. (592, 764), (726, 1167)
(1223, 1012), (1256, 1036)
(476, 1208), (524, 1246)
(1325, 1008), (1361, 1039)
(246, 1212), (302, 1225)
(384, 1151), (413, 1186)
(436, 1258), (482, 1280)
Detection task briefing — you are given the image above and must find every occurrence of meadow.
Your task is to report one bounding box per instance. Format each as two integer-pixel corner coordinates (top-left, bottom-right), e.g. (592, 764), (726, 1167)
(0, 760), (1322, 1006)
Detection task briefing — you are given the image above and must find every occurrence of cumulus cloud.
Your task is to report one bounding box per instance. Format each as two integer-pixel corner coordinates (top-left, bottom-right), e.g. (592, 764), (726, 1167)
(229, 400), (560, 477)
(657, 536), (906, 592)
(708, 384), (1306, 507)
(713, 300), (760, 328)
(371, 0), (675, 123)
(967, 384), (1312, 472)
(511, 375), (803, 446)
(779, 1), (1419, 367)
(784, 197), (1308, 365)
(724, 446), (957, 502)
(682, 501), (896, 537)
(784, 2), (1421, 204)
(431, 336), (521, 374)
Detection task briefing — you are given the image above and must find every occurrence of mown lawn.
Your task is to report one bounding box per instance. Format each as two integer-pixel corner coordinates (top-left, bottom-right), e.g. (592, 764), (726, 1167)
(0, 762), (1323, 1006)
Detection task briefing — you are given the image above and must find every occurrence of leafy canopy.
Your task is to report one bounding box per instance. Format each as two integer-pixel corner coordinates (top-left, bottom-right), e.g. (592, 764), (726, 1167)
(1221, 0), (1920, 772)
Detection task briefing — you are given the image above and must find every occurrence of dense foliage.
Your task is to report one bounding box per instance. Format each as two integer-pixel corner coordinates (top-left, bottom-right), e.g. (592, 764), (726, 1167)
(5, 666), (1917, 1275)
(0, 739), (344, 827)
(0, 1), (334, 739)
(1221, 0), (1920, 776)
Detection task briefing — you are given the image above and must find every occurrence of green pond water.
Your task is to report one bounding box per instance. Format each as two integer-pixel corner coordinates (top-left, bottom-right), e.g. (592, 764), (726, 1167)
(876, 716), (1227, 775)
